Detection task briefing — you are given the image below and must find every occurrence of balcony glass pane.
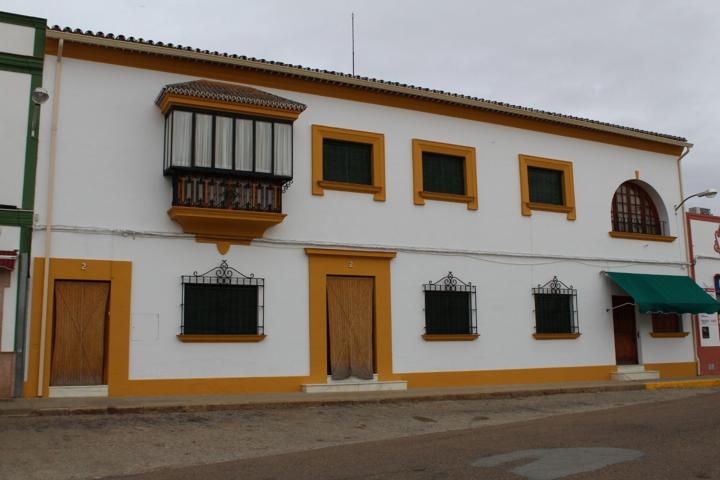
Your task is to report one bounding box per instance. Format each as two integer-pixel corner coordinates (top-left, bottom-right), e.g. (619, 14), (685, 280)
(215, 116), (233, 170)
(171, 111), (192, 167)
(274, 123), (292, 177)
(194, 113), (212, 168)
(235, 119), (253, 172)
(255, 121), (272, 173)
(163, 114), (171, 170)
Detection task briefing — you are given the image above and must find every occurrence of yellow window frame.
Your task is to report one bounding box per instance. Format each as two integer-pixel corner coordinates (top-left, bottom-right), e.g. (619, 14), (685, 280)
(519, 154), (576, 220)
(412, 139), (478, 210)
(311, 124), (385, 201)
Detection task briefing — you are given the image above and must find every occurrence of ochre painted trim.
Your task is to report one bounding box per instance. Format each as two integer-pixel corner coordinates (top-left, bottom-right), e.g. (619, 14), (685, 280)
(177, 334), (266, 343)
(24, 258), (132, 397)
(650, 332), (690, 338)
(608, 231), (677, 242)
(306, 247), (395, 383)
(316, 181), (382, 194)
(419, 192), (475, 204)
(519, 154), (576, 220)
(396, 365), (617, 388)
(305, 248), (396, 259)
(44, 39), (684, 156)
(526, 203), (574, 214)
(168, 206), (286, 250)
(644, 361), (697, 378)
(422, 334), (479, 341)
(157, 92), (301, 121)
(311, 125), (385, 201)
(533, 333), (581, 340)
(412, 139), (478, 210)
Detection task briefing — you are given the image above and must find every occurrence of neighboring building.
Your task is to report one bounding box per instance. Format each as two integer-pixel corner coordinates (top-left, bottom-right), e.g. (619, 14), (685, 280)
(687, 209), (720, 375)
(0, 12), (46, 398)
(3, 11), (718, 398)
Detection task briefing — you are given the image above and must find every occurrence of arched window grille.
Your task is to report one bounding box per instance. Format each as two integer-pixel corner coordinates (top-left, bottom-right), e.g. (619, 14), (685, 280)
(611, 182), (664, 235)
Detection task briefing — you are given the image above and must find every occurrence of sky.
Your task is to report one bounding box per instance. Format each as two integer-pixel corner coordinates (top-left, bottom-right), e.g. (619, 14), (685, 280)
(3, 0), (719, 211)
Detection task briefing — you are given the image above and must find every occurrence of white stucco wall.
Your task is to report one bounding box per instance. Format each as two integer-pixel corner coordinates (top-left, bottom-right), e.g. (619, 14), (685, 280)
(0, 22), (35, 57)
(0, 69), (30, 208)
(29, 56), (694, 380)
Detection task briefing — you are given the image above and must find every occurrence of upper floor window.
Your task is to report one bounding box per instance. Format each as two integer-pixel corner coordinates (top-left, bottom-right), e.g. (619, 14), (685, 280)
(312, 125), (385, 201)
(412, 139), (478, 210)
(611, 181), (664, 236)
(322, 139), (373, 185)
(519, 154), (576, 220)
(532, 276), (580, 339)
(422, 272), (478, 340)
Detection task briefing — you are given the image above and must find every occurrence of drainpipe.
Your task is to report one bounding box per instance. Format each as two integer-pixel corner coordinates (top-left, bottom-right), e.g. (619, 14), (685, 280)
(676, 145), (701, 376)
(36, 39), (63, 397)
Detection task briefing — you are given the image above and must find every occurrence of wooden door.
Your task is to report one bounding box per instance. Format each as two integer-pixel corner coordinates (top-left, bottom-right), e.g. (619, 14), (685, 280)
(326, 276), (374, 380)
(612, 295), (639, 365)
(51, 281), (110, 386)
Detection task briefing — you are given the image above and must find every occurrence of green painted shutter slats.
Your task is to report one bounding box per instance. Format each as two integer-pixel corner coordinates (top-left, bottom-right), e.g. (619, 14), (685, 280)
(528, 166), (564, 205)
(421, 152), (465, 195)
(322, 139), (372, 185)
(424, 291), (471, 334)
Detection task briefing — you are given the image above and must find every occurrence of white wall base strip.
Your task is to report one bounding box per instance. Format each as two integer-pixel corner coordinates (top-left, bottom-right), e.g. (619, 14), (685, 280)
(48, 385), (108, 398)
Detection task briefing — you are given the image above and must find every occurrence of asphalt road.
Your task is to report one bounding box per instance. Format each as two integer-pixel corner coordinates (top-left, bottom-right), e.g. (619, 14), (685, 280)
(110, 391), (720, 480)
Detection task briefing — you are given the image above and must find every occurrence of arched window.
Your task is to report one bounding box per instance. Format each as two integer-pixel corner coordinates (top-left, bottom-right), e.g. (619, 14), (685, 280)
(611, 182), (662, 235)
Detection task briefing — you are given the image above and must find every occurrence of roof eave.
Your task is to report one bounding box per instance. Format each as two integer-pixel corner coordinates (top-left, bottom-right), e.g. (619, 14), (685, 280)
(45, 29), (692, 150)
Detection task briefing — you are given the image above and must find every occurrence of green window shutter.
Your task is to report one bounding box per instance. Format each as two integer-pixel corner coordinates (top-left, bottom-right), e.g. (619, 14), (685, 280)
(534, 294), (573, 333)
(424, 291), (471, 334)
(322, 139), (373, 185)
(183, 284), (258, 335)
(422, 152), (465, 195)
(528, 167), (564, 205)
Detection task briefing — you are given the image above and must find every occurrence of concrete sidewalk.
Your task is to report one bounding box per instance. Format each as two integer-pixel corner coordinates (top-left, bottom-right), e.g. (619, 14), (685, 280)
(2, 377), (719, 417)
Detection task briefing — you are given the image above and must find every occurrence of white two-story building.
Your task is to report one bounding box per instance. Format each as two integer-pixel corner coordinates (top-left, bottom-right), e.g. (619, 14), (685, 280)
(3, 11), (718, 398)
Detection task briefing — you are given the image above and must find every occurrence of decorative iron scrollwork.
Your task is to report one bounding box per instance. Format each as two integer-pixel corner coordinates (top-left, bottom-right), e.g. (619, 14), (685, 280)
(534, 275), (574, 294)
(185, 260), (262, 287)
(424, 271), (474, 293)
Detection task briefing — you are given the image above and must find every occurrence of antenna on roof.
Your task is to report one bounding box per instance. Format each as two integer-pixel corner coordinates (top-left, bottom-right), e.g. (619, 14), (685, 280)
(351, 12), (356, 75)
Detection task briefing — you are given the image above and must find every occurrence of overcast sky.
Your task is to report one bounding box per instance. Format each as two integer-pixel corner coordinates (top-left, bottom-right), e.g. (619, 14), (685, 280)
(4, 0), (719, 210)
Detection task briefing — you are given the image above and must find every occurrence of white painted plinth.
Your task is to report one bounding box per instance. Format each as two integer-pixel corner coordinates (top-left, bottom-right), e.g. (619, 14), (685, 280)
(48, 385), (109, 398)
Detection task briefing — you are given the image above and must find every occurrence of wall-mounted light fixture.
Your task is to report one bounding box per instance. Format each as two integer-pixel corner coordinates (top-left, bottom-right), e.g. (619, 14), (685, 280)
(30, 87), (49, 138)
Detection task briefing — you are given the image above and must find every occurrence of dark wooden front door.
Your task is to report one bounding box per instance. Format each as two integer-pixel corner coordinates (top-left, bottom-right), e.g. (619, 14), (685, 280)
(612, 295), (638, 365)
(50, 280), (110, 386)
(326, 276), (374, 380)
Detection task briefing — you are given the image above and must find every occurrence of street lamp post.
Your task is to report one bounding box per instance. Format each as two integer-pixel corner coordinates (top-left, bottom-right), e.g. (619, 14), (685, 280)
(675, 189), (718, 212)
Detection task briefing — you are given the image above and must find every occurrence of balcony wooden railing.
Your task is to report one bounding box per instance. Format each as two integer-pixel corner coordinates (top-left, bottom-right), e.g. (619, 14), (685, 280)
(171, 174), (283, 213)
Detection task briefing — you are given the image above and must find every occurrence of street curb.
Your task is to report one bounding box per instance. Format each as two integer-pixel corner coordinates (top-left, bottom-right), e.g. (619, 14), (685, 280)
(0, 383), (646, 417)
(645, 379), (720, 390)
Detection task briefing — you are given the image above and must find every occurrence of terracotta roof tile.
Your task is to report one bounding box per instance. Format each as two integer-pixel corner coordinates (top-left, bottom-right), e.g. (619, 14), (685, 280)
(49, 25), (687, 144)
(156, 79), (307, 112)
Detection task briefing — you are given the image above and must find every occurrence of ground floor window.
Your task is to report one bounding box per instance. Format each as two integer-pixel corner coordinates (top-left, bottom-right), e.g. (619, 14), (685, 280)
(423, 272), (477, 335)
(532, 276), (578, 334)
(651, 313), (682, 333)
(181, 260), (264, 335)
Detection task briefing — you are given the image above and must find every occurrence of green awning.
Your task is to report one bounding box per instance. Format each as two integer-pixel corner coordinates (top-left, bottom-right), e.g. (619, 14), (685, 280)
(606, 272), (720, 314)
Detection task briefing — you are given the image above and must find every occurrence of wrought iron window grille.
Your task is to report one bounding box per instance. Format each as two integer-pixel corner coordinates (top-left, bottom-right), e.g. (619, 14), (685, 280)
(532, 276), (579, 334)
(181, 260), (265, 335)
(422, 271), (477, 335)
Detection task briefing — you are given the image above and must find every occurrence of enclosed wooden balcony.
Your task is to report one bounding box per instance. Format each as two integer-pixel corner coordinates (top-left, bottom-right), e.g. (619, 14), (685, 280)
(157, 79), (306, 252)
